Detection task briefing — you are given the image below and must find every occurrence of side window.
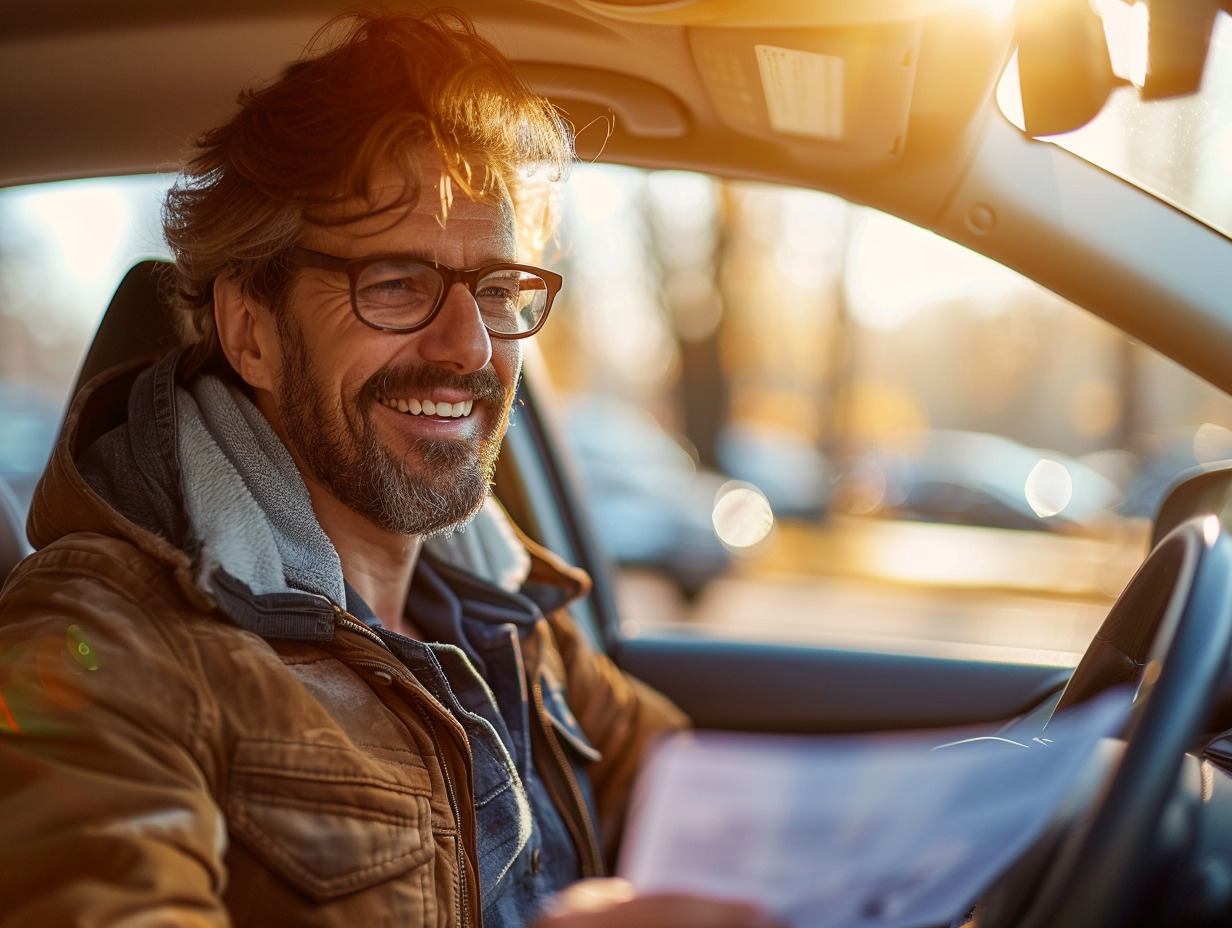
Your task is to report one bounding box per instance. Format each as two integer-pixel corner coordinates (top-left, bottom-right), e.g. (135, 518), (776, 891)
(0, 177), (171, 508)
(5, 171), (1232, 673)
(542, 165), (1232, 667)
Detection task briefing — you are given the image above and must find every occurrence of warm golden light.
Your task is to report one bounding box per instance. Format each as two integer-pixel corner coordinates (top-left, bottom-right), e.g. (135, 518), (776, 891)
(968, 0), (1014, 20)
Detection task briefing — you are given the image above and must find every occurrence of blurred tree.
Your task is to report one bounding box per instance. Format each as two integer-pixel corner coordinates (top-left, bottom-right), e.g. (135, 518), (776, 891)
(643, 174), (729, 469)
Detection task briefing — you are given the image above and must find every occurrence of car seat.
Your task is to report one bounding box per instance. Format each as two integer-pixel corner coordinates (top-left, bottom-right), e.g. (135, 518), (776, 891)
(0, 262), (180, 587)
(0, 474), (30, 586)
(75, 260), (181, 395)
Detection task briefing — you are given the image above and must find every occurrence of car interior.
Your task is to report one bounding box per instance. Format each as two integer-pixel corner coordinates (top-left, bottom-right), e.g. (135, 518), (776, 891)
(6, 0), (1232, 925)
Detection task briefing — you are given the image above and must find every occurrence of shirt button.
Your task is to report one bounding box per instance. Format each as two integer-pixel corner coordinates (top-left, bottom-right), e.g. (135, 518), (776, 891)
(531, 848), (541, 874)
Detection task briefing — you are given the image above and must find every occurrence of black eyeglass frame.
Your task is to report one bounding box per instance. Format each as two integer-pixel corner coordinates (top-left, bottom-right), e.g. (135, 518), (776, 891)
(288, 245), (562, 339)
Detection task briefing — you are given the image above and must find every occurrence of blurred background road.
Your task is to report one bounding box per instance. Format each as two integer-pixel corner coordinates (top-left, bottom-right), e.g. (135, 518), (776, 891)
(616, 516), (1147, 666)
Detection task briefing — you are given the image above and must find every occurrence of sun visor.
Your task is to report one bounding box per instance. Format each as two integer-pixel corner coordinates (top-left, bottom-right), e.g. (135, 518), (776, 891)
(688, 22), (921, 160)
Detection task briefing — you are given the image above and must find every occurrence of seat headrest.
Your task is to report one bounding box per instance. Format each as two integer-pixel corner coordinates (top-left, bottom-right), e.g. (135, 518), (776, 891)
(74, 260), (180, 397)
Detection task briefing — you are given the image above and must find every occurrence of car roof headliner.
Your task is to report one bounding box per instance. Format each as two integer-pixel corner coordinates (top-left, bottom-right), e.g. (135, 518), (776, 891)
(7, 0), (1232, 395)
(0, 0), (1011, 226)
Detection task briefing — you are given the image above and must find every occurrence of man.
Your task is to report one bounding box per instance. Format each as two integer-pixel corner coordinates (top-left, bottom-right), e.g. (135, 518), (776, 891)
(0, 9), (773, 927)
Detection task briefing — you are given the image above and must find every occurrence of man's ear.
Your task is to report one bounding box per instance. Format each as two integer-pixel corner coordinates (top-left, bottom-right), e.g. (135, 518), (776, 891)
(214, 276), (279, 392)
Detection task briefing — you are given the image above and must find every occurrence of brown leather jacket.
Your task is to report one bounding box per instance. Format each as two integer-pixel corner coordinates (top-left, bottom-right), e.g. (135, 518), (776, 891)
(0, 356), (686, 927)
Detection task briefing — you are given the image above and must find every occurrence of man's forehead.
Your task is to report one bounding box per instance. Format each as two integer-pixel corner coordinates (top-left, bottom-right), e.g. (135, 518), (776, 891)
(328, 152), (515, 231)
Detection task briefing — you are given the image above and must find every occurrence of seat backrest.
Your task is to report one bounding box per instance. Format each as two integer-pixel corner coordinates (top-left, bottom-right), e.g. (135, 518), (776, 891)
(0, 261), (178, 585)
(74, 260), (180, 396)
(0, 474), (31, 586)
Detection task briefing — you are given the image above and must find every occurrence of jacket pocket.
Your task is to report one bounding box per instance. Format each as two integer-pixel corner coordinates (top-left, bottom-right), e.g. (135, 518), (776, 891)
(226, 737), (434, 902)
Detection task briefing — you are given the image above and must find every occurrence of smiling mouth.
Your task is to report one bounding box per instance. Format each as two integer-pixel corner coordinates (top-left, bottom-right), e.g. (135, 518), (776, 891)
(378, 396), (475, 418)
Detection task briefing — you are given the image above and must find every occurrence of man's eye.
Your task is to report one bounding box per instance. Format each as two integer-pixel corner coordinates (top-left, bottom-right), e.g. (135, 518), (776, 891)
(357, 270), (437, 305)
(368, 278), (412, 293)
(476, 282), (519, 303)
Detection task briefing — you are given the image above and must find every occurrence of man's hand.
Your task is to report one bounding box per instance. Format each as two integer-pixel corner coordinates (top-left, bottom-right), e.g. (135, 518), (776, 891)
(534, 878), (786, 928)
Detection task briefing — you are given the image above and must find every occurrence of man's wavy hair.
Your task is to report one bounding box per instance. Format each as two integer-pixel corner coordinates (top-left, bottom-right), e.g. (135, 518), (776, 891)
(163, 7), (574, 372)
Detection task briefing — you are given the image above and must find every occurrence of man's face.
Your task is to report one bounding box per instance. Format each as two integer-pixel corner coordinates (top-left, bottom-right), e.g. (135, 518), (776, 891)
(266, 154), (522, 537)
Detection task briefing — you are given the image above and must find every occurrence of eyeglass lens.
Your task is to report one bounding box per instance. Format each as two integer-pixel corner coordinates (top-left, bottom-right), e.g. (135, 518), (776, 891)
(355, 260), (549, 335)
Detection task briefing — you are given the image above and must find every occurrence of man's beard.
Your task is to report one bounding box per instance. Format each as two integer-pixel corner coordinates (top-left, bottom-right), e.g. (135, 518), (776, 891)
(275, 321), (513, 537)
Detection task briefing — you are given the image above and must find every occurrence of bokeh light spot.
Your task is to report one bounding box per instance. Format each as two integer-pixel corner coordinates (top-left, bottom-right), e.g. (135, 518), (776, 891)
(712, 481), (775, 549)
(1024, 459), (1073, 518)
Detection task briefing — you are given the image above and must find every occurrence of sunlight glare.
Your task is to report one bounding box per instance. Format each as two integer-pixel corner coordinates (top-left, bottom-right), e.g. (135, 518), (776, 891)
(966, 0), (1013, 19)
(1092, 0), (1134, 82)
(1128, 1), (1150, 88)
(1024, 459), (1073, 518)
(17, 185), (130, 281)
(846, 212), (1022, 330)
(571, 169), (626, 224)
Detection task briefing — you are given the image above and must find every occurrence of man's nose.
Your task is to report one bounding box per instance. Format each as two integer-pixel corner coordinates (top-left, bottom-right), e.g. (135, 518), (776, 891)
(416, 282), (493, 372)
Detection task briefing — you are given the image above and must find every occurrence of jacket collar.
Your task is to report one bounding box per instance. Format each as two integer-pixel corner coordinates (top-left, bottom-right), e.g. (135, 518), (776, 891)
(27, 352), (210, 610)
(29, 352), (590, 639)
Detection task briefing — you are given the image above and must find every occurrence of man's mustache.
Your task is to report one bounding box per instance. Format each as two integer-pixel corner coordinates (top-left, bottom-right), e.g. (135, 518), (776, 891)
(363, 362), (507, 405)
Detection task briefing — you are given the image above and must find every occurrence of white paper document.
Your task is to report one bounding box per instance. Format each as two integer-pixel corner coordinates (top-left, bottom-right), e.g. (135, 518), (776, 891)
(619, 692), (1128, 928)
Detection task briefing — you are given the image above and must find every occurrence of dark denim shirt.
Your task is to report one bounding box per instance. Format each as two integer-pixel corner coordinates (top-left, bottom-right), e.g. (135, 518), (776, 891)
(344, 560), (585, 927)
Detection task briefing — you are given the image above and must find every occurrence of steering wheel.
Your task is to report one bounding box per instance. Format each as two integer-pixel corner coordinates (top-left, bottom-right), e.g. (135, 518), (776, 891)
(988, 516), (1232, 928)
(995, 515), (1232, 926)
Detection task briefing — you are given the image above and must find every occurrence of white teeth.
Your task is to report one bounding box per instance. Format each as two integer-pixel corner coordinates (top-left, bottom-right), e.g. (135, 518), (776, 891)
(380, 396), (473, 417)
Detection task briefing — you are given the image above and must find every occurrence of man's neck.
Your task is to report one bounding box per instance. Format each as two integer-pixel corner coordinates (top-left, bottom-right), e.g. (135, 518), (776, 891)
(245, 386), (423, 637)
(306, 482), (424, 638)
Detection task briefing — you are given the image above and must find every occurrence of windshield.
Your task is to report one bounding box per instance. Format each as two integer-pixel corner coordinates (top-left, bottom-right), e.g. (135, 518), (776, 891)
(999, 8), (1232, 240)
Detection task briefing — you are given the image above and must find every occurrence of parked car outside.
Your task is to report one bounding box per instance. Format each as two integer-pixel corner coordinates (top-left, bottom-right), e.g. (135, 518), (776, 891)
(563, 394), (733, 597)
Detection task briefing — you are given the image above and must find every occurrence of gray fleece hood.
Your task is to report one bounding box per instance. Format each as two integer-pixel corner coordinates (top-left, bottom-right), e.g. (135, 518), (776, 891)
(65, 352), (537, 642)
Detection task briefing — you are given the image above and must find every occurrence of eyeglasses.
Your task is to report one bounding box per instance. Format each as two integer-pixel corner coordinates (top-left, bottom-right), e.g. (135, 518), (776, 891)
(289, 246), (561, 339)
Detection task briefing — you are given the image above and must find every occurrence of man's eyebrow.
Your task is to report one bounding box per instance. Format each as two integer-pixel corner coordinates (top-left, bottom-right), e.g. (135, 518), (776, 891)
(381, 249), (437, 262)
(342, 248), (522, 268)
(326, 248), (439, 265)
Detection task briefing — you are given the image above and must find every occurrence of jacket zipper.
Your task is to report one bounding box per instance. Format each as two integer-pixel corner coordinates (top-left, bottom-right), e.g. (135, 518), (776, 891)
(356, 656), (471, 928)
(332, 605), (393, 652)
(413, 700), (470, 928)
(533, 680), (605, 876)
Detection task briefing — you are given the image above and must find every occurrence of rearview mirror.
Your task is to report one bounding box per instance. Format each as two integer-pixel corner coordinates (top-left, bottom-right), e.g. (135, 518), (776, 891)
(1016, 0), (1116, 136)
(1015, 0), (1223, 137)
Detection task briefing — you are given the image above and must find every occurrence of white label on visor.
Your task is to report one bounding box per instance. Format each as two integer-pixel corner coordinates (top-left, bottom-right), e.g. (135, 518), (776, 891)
(754, 44), (845, 140)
